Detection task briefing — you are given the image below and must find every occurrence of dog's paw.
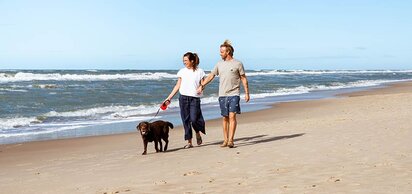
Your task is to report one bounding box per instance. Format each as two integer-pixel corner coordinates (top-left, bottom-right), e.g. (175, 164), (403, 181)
(141, 152), (147, 155)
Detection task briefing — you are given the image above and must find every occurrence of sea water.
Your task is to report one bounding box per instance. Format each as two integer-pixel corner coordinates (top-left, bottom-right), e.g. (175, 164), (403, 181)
(1, 69), (411, 144)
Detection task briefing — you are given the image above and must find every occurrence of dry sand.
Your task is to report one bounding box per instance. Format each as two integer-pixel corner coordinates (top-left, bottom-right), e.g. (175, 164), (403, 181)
(1, 82), (412, 194)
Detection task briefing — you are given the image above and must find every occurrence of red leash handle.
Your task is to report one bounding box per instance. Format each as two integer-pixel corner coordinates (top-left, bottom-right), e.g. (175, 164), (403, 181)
(160, 99), (170, 110)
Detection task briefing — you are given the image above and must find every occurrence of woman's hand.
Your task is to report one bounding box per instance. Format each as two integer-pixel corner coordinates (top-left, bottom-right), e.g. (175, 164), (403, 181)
(196, 84), (204, 95)
(163, 99), (171, 106)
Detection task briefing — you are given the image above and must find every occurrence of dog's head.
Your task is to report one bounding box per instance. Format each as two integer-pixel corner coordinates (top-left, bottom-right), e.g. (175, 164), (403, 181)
(137, 122), (150, 136)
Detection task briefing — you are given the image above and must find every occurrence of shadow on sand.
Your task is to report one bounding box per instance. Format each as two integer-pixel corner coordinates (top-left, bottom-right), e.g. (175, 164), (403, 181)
(166, 133), (305, 152)
(234, 133), (305, 147)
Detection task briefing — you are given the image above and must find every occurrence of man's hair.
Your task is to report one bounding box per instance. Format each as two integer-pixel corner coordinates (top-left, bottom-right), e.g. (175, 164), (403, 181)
(220, 39), (234, 57)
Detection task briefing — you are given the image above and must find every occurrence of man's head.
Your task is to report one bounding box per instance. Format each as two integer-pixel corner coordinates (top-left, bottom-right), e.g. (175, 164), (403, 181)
(220, 40), (234, 60)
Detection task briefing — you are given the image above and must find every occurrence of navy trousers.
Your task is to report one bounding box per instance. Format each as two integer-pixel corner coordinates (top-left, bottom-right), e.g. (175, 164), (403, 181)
(179, 95), (206, 140)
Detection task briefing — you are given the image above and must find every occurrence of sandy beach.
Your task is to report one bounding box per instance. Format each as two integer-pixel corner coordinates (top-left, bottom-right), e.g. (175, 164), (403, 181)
(1, 82), (412, 194)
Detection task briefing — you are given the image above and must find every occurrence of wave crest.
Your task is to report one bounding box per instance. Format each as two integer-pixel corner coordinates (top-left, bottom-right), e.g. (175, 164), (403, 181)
(0, 72), (177, 83)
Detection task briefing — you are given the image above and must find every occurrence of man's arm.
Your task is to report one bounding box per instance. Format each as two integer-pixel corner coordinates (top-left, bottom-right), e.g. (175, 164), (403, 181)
(201, 73), (215, 86)
(240, 74), (250, 102)
(197, 73), (215, 94)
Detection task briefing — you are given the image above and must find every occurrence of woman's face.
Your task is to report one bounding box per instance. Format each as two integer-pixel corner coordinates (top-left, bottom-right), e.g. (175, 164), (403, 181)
(183, 56), (193, 68)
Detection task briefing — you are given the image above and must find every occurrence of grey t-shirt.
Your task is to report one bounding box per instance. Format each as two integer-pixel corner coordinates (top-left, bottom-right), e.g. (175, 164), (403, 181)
(210, 59), (245, 97)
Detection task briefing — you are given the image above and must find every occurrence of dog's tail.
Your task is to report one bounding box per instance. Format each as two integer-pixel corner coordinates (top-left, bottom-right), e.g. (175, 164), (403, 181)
(167, 122), (174, 129)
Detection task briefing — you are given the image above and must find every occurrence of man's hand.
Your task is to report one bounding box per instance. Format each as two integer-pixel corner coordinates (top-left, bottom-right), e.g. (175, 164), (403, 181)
(245, 93), (250, 103)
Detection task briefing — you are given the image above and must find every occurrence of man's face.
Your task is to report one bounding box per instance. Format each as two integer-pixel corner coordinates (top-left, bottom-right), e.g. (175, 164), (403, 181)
(220, 47), (228, 60)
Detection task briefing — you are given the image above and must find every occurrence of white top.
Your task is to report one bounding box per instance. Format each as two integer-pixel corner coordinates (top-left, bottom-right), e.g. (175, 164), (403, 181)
(177, 67), (206, 98)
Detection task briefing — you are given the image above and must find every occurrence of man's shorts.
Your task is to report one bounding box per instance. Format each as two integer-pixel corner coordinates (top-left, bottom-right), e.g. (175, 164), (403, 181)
(218, 96), (241, 117)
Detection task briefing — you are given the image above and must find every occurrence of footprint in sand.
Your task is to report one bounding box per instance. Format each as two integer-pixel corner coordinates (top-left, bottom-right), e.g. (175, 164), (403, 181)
(101, 187), (132, 194)
(327, 176), (341, 182)
(154, 180), (167, 185)
(183, 171), (201, 176)
(107, 189), (131, 193)
(271, 168), (291, 174)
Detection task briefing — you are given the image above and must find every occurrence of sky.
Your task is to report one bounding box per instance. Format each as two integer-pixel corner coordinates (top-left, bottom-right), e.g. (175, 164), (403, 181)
(0, 0), (411, 70)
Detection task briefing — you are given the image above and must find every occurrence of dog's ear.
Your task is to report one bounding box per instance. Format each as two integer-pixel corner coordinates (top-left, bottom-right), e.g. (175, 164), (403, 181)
(136, 123), (141, 130)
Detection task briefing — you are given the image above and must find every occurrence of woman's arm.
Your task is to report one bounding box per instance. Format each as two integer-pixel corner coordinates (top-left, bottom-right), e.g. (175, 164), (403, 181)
(164, 78), (182, 104)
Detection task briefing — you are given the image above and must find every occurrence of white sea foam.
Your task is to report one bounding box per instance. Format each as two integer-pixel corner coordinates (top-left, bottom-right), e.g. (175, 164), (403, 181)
(0, 72), (177, 83)
(40, 97), (218, 121)
(45, 106), (133, 117)
(44, 104), (167, 118)
(0, 116), (152, 138)
(0, 88), (28, 92)
(248, 79), (408, 99)
(0, 104), (163, 132)
(2, 70), (411, 82)
(32, 84), (58, 89)
(246, 70), (412, 76)
(200, 96), (220, 105)
(0, 125), (85, 138)
(0, 117), (42, 130)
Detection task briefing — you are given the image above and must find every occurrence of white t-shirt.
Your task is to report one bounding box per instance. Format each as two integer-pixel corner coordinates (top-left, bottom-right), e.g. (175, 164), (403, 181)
(177, 67), (205, 98)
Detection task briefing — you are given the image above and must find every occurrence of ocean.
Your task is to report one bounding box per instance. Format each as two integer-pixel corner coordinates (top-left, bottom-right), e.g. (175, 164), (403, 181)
(1, 69), (412, 144)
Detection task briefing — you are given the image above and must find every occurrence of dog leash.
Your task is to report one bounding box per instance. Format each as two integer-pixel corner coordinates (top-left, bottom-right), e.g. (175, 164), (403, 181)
(148, 108), (161, 123)
(147, 100), (170, 122)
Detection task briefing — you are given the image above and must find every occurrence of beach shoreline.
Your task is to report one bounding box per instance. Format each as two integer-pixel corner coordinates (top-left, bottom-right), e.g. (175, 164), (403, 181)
(0, 80), (400, 145)
(1, 81), (411, 193)
(2, 69), (411, 145)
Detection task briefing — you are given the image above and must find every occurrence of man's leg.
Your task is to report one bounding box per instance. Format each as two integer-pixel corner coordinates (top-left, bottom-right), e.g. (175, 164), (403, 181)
(222, 116), (229, 146)
(228, 112), (237, 147)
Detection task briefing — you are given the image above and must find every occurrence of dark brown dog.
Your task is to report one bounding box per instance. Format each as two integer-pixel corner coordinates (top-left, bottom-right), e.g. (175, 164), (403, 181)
(137, 120), (174, 155)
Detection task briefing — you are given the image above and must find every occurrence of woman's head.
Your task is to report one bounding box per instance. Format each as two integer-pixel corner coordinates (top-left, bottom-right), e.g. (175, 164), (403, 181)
(183, 52), (200, 71)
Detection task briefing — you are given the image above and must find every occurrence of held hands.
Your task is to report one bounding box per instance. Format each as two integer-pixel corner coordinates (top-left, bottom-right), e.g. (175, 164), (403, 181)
(196, 84), (204, 95)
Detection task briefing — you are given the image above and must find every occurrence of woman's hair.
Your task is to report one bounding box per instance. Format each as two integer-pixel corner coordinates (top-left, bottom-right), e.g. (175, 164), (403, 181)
(220, 39), (234, 57)
(183, 52), (200, 71)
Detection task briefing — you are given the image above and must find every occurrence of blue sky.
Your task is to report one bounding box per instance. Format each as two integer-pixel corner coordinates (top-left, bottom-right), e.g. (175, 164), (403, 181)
(0, 0), (411, 70)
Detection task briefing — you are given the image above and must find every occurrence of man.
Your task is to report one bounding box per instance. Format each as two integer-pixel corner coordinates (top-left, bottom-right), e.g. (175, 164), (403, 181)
(198, 40), (250, 148)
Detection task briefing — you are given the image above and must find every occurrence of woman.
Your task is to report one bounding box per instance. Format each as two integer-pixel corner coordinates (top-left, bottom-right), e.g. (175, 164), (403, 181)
(164, 52), (206, 148)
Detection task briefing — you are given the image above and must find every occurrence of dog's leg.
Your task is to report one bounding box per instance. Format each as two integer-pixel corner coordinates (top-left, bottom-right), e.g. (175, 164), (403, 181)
(154, 140), (159, 152)
(158, 139), (163, 152)
(164, 138), (168, 152)
(142, 140), (148, 155)
(163, 126), (169, 152)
